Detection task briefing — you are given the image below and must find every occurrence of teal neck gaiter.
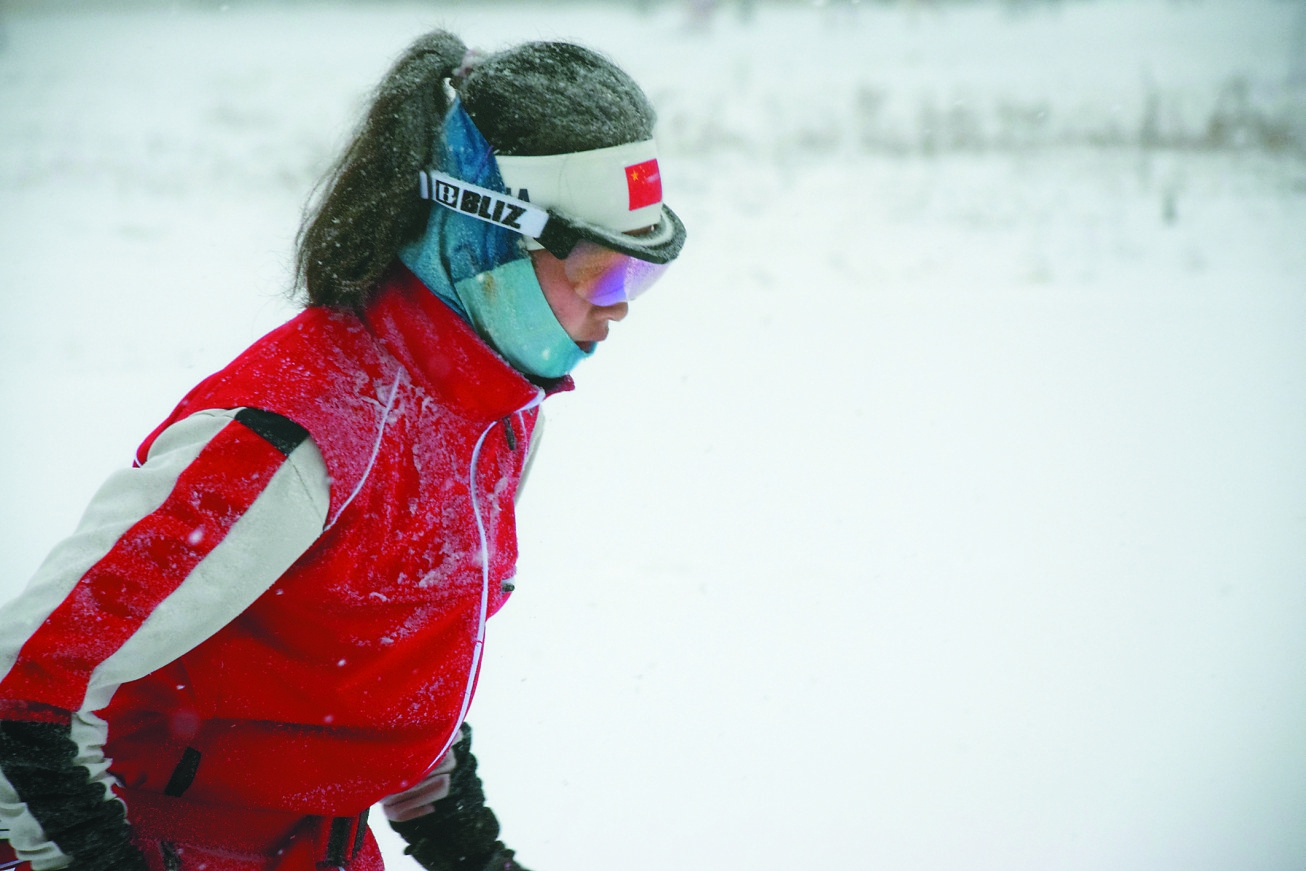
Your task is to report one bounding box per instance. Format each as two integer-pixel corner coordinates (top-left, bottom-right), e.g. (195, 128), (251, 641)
(398, 101), (592, 380)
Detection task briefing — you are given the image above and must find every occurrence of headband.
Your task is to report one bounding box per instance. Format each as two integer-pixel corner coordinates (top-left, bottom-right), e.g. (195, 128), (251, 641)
(494, 140), (664, 234)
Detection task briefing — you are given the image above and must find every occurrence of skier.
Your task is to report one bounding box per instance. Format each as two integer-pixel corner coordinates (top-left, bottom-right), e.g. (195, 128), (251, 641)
(0, 29), (685, 871)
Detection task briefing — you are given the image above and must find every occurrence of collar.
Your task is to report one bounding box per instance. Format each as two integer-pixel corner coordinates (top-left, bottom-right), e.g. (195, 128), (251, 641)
(363, 265), (572, 422)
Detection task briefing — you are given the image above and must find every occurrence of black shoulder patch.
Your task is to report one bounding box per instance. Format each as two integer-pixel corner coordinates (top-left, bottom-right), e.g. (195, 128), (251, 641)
(235, 408), (310, 457)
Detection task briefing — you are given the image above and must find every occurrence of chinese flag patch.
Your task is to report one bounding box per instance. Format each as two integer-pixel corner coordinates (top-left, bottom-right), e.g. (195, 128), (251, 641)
(625, 159), (662, 211)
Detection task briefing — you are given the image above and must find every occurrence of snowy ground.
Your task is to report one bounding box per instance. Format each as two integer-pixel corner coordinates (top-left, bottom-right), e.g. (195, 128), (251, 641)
(2, 1), (1306, 869)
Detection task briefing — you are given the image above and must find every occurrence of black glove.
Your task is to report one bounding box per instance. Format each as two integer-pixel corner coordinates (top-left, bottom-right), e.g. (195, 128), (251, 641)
(386, 724), (529, 871)
(0, 719), (148, 871)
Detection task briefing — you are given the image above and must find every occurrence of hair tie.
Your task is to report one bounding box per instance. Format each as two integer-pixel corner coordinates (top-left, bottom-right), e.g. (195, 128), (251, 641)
(452, 48), (488, 88)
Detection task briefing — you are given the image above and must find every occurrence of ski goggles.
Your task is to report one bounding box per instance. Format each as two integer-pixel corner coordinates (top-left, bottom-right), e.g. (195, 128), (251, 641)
(419, 169), (686, 306)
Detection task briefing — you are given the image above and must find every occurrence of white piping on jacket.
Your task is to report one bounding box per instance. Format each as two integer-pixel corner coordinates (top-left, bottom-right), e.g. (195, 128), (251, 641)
(325, 370), (404, 531)
(432, 388), (545, 770)
(514, 408), (543, 502)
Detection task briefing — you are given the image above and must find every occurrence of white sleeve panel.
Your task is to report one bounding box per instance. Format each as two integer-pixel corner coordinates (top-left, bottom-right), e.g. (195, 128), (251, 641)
(0, 408), (331, 691)
(82, 434), (328, 711)
(0, 410), (232, 686)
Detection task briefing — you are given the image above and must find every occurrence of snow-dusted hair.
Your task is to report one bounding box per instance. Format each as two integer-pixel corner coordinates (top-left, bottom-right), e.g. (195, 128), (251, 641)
(295, 31), (656, 308)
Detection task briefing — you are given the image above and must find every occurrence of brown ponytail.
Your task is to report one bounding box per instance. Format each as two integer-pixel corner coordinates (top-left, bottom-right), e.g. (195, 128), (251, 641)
(295, 30), (467, 308)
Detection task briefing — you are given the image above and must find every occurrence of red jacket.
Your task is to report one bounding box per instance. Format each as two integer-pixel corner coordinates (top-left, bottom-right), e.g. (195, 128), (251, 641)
(1, 266), (558, 822)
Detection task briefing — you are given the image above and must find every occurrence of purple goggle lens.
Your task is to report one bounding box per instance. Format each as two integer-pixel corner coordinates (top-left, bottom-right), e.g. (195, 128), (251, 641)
(562, 239), (670, 307)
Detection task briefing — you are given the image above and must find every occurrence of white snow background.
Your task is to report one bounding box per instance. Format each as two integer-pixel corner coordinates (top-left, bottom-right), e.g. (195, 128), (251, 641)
(2, 1), (1306, 869)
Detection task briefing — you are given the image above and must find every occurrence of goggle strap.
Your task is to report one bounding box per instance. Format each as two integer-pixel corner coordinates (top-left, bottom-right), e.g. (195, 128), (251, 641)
(418, 170), (550, 238)
(536, 219), (580, 260)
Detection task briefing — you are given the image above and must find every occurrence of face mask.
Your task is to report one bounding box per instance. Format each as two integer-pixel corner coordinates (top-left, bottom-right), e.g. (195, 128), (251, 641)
(398, 101), (591, 380)
(454, 258), (592, 379)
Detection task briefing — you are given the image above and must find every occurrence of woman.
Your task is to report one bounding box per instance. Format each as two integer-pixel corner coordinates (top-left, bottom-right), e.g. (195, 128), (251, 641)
(0, 29), (685, 871)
